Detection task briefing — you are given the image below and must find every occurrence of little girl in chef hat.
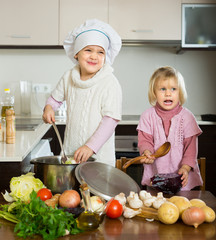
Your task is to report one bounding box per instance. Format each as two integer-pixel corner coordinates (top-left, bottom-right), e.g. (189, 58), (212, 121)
(43, 19), (122, 166)
(137, 66), (203, 191)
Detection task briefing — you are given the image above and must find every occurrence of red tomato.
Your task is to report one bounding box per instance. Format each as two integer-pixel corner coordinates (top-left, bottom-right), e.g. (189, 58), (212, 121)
(37, 188), (52, 201)
(105, 199), (123, 219)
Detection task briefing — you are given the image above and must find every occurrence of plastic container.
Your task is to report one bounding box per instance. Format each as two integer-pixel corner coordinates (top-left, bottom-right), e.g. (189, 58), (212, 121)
(1, 88), (15, 119)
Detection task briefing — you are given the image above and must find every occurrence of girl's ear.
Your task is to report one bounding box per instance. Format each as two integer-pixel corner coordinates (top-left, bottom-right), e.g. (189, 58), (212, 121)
(74, 54), (78, 61)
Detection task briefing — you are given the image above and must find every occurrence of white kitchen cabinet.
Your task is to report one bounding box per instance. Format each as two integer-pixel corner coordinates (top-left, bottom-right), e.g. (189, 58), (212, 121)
(0, 0), (58, 45)
(59, 0), (108, 45)
(109, 0), (181, 40)
(182, 0), (216, 3)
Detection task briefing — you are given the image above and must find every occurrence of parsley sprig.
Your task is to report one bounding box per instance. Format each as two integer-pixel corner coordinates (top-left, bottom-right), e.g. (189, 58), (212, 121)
(0, 191), (83, 239)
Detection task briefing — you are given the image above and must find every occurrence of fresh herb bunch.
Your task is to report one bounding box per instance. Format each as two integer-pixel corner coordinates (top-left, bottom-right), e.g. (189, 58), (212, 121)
(0, 191), (83, 240)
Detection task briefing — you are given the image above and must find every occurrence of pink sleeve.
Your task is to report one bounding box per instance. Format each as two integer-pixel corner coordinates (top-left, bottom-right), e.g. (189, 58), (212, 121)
(86, 116), (118, 153)
(137, 130), (154, 155)
(46, 96), (63, 111)
(181, 135), (197, 168)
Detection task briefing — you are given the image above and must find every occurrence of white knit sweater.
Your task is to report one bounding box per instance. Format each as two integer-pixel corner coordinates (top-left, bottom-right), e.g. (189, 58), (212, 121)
(52, 64), (122, 166)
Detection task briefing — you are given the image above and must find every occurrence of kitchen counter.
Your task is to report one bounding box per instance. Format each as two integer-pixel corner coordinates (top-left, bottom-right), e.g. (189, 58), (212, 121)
(0, 116), (67, 162)
(0, 122), (51, 162)
(0, 190), (215, 240)
(0, 114), (215, 162)
(120, 115), (216, 125)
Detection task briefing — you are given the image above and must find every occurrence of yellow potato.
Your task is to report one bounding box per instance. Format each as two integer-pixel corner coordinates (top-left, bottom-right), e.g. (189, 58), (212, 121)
(158, 202), (179, 224)
(190, 199), (206, 208)
(168, 196), (191, 217)
(202, 205), (216, 223)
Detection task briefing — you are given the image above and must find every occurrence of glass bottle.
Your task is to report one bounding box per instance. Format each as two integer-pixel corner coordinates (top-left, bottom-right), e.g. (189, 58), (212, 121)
(76, 183), (100, 231)
(1, 89), (15, 142)
(1, 88), (15, 119)
(0, 117), (3, 142)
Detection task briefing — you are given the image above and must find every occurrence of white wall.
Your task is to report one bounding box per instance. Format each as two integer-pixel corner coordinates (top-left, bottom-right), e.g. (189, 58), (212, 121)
(0, 46), (216, 116)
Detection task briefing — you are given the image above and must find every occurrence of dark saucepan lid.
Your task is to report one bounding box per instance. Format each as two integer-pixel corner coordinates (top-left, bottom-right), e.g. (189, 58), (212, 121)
(75, 162), (140, 201)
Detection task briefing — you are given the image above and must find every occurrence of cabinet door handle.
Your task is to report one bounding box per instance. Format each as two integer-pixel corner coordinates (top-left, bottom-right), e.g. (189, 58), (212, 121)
(132, 29), (153, 33)
(10, 34), (31, 38)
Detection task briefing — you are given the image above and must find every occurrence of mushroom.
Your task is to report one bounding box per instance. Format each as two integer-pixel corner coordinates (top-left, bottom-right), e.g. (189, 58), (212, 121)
(128, 193), (143, 209)
(143, 196), (156, 207)
(123, 206), (142, 218)
(114, 192), (127, 206)
(152, 192), (166, 209)
(139, 190), (152, 201)
(127, 191), (136, 203)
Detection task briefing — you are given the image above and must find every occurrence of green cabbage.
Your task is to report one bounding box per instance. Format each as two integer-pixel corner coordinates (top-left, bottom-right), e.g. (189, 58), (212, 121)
(7, 172), (45, 202)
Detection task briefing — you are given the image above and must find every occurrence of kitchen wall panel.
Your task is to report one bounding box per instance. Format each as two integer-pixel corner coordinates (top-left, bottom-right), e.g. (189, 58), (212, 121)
(0, 47), (215, 116)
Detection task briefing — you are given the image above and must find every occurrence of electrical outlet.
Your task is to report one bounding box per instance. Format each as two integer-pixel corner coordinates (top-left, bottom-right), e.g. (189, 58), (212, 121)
(32, 83), (51, 93)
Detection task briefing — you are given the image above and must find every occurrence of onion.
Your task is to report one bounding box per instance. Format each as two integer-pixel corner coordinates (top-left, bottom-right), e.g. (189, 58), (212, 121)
(59, 190), (81, 208)
(182, 207), (205, 228)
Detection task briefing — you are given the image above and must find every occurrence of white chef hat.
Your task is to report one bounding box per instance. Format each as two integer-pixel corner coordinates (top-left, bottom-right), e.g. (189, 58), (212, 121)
(63, 19), (122, 65)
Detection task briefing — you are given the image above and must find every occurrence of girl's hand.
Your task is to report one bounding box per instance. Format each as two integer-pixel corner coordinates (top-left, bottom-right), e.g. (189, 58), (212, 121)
(74, 145), (94, 163)
(140, 150), (155, 164)
(43, 105), (55, 124)
(178, 165), (191, 187)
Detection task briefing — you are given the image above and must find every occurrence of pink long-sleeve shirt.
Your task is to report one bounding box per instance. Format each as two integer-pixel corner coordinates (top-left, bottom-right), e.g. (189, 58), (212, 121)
(46, 96), (118, 153)
(138, 103), (197, 167)
(137, 104), (203, 190)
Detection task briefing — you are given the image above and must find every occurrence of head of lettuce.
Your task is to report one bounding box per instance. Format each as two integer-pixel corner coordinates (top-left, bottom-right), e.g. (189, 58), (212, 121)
(2, 172), (45, 202)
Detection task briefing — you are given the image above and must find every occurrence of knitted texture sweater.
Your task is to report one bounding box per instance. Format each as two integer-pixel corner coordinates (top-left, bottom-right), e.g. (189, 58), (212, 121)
(52, 63), (122, 166)
(137, 107), (203, 190)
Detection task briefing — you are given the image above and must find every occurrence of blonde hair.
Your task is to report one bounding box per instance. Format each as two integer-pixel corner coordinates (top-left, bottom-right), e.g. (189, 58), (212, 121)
(148, 66), (187, 106)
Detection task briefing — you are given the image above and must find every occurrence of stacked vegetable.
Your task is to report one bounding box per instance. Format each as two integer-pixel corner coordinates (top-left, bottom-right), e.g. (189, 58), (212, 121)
(0, 191), (82, 239)
(0, 173), (85, 239)
(111, 190), (216, 228)
(0, 173), (113, 239)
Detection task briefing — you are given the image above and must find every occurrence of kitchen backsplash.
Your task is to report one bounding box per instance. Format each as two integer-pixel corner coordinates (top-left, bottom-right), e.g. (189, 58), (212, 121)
(0, 46), (216, 116)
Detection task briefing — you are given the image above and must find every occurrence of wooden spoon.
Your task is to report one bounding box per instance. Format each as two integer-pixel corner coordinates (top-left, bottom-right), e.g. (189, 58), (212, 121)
(122, 142), (171, 170)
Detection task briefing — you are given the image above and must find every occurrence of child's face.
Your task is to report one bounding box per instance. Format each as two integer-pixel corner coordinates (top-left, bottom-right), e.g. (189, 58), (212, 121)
(74, 45), (105, 80)
(155, 77), (180, 111)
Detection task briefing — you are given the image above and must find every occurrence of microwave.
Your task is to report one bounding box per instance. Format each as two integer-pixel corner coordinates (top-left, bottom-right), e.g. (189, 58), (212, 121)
(182, 4), (216, 48)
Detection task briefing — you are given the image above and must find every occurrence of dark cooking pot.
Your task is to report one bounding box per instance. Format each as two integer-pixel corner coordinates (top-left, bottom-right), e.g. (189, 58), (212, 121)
(30, 156), (94, 194)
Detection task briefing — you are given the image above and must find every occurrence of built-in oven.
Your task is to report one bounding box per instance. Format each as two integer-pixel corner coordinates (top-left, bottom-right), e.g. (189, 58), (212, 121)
(115, 135), (143, 188)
